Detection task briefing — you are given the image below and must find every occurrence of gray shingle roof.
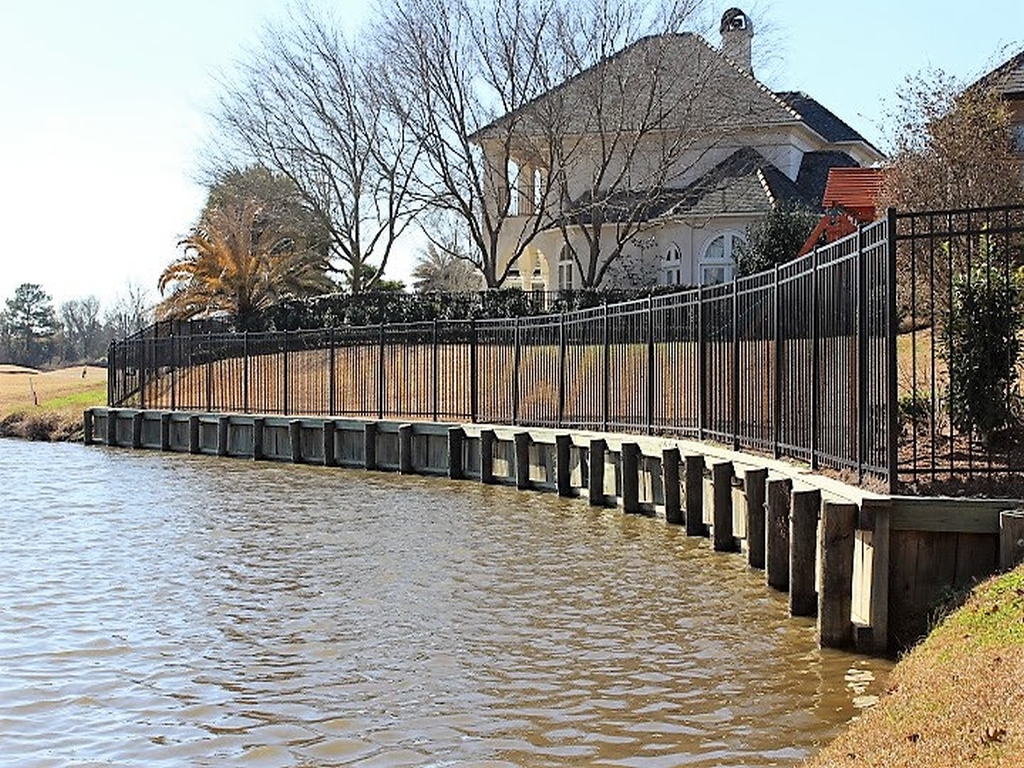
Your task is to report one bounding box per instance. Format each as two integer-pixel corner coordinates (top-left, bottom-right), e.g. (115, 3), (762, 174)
(972, 48), (1024, 98)
(773, 91), (870, 144)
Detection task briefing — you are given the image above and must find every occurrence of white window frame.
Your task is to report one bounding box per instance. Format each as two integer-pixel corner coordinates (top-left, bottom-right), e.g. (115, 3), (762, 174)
(659, 242), (683, 286)
(699, 232), (745, 285)
(557, 246), (574, 290)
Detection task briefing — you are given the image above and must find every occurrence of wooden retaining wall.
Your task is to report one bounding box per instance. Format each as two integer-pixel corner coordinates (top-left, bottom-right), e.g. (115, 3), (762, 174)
(84, 407), (1024, 656)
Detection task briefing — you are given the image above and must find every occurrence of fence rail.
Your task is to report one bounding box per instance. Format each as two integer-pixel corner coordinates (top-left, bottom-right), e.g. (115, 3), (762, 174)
(110, 216), (898, 489)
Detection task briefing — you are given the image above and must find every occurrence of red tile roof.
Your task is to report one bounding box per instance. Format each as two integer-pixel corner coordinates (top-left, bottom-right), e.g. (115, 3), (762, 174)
(820, 167), (885, 221)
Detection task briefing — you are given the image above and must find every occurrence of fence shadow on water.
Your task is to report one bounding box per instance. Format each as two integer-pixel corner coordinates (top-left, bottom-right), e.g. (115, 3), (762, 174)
(108, 205), (1024, 494)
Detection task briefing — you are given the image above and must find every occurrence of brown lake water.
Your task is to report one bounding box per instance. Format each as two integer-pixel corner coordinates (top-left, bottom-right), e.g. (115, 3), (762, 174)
(0, 439), (891, 767)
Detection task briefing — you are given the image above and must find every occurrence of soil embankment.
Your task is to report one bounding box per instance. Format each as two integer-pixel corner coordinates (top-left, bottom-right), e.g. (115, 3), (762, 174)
(806, 565), (1024, 767)
(0, 365), (107, 440)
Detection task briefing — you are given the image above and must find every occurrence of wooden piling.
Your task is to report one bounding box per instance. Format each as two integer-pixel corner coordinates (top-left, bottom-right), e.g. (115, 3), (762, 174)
(289, 419), (302, 463)
(712, 461), (737, 552)
(588, 438), (606, 506)
(106, 408), (118, 446)
(790, 488), (821, 617)
(514, 431), (531, 490)
(364, 422), (377, 470)
(448, 427), (465, 480)
(684, 455), (707, 536)
(556, 434), (572, 497)
(160, 412), (171, 451)
(621, 442), (640, 514)
(83, 410), (93, 445)
(131, 412), (143, 449)
(188, 414), (200, 455)
(744, 468), (768, 569)
(766, 478), (792, 591)
(819, 501), (857, 648)
(323, 420), (337, 467)
(252, 417), (265, 461)
(1000, 509), (1024, 570)
(215, 415), (228, 456)
(480, 429), (496, 484)
(398, 424), (413, 474)
(662, 447), (682, 525)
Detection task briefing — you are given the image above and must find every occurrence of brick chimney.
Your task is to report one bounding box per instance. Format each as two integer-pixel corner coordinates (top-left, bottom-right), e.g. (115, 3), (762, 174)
(720, 8), (753, 74)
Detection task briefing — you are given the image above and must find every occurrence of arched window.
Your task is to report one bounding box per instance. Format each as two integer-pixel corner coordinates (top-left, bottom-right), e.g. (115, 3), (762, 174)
(557, 246), (574, 290)
(699, 232), (744, 285)
(660, 242), (683, 286)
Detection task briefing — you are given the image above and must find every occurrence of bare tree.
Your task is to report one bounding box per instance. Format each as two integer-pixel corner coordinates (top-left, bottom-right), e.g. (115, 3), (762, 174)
(103, 282), (153, 341)
(60, 296), (103, 361)
(879, 69), (1024, 213)
(374, 0), (563, 287)
(212, 4), (422, 293)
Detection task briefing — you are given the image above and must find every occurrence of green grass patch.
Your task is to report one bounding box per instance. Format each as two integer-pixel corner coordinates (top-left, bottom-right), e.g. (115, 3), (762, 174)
(945, 569), (1024, 649)
(39, 385), (108, 411)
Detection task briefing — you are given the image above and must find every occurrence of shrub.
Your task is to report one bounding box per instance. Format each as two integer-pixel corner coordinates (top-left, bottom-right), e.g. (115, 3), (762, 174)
(940, 263), (1022, 441)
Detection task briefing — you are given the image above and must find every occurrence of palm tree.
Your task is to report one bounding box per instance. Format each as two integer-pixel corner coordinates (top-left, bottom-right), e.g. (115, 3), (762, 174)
(157, 194), (335, 329)
(411, 244), (482, 293)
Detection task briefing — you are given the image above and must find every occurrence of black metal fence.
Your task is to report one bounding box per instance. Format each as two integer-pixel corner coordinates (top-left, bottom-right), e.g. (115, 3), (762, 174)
(110, 216), (898, 488)
(893, 204), (1024, 494)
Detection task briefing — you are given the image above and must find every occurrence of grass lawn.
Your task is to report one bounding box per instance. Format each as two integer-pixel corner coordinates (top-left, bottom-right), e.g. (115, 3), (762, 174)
(0, 364), (107, 439)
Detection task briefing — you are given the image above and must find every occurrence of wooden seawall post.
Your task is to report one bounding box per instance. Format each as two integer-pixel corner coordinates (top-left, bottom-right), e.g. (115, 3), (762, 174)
(621, 442), (640, 514)
(160, 412), (171, 452)
(684, 455), (707, 536)
(106, 408), (118, 446)
(514, 431), (531, 490)
(188, 414), (200, 455)
(364, 422), (377, 470)
(480, 429), (496, 484)
(819, 501), (857, 648)
(556, 434), (572, 498)
(289, 419), (302, 463)
(448, 427), (465, 480)
(83, 409), (93, 445)
(712, 461), (738, 552)
(588, 438), (606, 506)
(252, 417), (265, 461)
(790, 488), (821, 617)
(217, 415), (230, 457)
(398, 424), (413, 474)
(766, 478), (792, 590)
(745, 468), (768, 569)
(1000, 510), (1024, 570)
(131, 412), (143, 449)
(323, 420), (337, 467)
(662, 447), (682, 525)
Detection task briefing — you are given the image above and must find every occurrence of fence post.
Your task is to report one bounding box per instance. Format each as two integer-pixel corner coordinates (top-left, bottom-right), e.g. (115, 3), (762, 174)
(856, 225), (866, 481)
(432, 318), (440, 422)
(106, 341), (114, 406)
(811, 248), (820, 470)
(328, 327), (336, 417)
(282, 330), (290, 416)
(470, 319), (479, 423)
(646, 296), (655, 434)
(139, 340), (146, 410)
(512, 317), (521, 426)
(697, 285), (706, 441)
(772, 264), (781, 459)
(243, 332), (250, 415)
(377, 322), (385, 420)
(602, 303), (610, 432)
(886, 207), (899, 493)
(169, 335), (176, 411)
(205, 332), (213, 413)
(558, 312), (566, 427)
(732, 278), (740, 450)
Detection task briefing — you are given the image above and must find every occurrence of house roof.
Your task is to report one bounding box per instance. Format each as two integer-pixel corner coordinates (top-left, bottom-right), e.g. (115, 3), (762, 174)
(773, 91), (871, 144)
(971, 48), (1024, 98)
(820, 167), (885, 218)
(471, 33), (801, 142)
(795, 150), (860, 205)
(554, 146), (856, 226)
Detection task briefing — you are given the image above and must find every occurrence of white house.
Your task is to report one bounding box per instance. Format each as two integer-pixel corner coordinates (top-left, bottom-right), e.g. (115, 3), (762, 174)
(471, 8), (885, 291)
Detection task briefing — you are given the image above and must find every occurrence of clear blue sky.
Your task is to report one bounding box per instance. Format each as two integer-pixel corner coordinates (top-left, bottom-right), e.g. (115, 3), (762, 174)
(0, 0), (1020, 311)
